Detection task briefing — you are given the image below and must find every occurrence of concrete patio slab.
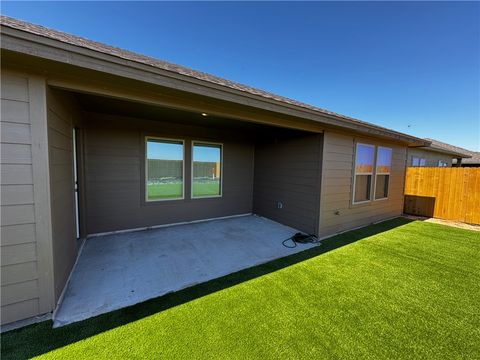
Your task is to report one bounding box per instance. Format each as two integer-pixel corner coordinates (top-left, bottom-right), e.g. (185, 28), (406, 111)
(53, 215), (318, 327)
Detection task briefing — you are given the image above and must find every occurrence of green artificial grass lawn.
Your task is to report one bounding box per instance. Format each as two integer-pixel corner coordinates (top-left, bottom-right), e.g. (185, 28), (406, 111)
(147, 183), (183, 199)
(2, 219), (479, 359)
(147, 181), (220, 199)
(192, 181), (220, 197)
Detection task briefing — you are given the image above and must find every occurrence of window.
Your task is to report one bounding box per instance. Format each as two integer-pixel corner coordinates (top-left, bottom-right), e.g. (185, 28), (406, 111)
(438, 160), (448, 167)
(353, 143), (375, 203)
(146, 138), (184, 201)
(192, 142), (222, 198)
(375, 147), (392, 200)
(412, 157), (426, 167)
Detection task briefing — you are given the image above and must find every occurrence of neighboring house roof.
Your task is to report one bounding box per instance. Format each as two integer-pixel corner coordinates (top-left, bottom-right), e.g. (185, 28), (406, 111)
(421, 138), (472, 158)
(453, 151), (480, 165)
(0, 15), (428, 145)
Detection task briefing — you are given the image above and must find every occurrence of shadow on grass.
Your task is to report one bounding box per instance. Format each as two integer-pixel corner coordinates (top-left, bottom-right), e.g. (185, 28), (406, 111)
(1, 217), (413, 359)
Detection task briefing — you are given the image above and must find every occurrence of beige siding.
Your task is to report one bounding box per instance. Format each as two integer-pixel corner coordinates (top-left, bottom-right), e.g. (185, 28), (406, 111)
(407, 148), (453, 167)
(253, 134), (322, 234)
(1, 223), (36, 246)
(1, 262), (38, 285)
(1, 300), (39, 325)
(47, 89), (80, 301)
(0, 72), (40, 324)
(319, 131), (407, 238)
(1, 70), (54, 325)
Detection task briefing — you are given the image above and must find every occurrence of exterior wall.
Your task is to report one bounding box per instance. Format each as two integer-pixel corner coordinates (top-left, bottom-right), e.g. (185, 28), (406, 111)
(47, 89), (80, 301)
(253, 134), (323, 235)
(1, 70), (55, 325)
(407, 148), (453, 167)
(319, 130), (407, 238)
(82, 113), (255, 234)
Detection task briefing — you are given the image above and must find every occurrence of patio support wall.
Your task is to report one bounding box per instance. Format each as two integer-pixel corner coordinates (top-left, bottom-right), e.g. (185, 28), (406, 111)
(1, 70), (55, 325)
(46, 88), (82, 301)
(253, 133), (323, 235)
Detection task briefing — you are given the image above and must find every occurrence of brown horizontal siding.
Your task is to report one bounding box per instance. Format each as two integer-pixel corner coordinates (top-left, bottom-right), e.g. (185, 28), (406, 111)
(0, 223), (36, 246)
(0, 122), (31, 144)
(407, 148), (453, 167)
(47, 88), (79, 301)
(1, 279), (39, 306)
(1, 299), (39, 325)
(1, 71), (49, 325)
(319, 130), (407, 238)
(1, 204), (35, 225)
(1, 75), (29, 102)
(1, 99), (30, 124)
(1, 262), (38, 286)
(253, 133), (322, 235)
(0, 164), (33, 184)
(1, 184), (34, 205)
(83, 113), (254, 234)
(0, 143), (32, 164)
(1, 242), (37, 266)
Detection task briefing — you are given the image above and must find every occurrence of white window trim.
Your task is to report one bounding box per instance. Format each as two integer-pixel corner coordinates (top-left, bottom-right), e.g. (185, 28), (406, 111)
(373, 146), (392, 201)
(352, 143), (375, 205)
(191, 141), (223, 199)
(145, 136), (185, 202)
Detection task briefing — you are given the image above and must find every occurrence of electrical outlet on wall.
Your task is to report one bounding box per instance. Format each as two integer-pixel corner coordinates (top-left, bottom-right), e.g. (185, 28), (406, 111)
(277, 201), (283, 209)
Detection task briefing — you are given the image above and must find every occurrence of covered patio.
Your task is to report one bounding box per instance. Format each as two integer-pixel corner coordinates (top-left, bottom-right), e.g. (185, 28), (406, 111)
(53, 215), (318, 327)
(43, 87), (323, 328)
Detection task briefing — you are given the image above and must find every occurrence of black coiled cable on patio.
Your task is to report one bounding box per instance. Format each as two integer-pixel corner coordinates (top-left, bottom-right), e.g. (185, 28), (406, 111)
(282, 233), (321, 248)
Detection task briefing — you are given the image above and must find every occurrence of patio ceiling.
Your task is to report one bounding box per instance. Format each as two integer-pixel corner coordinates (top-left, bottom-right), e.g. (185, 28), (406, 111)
(72, 90), (318, 139)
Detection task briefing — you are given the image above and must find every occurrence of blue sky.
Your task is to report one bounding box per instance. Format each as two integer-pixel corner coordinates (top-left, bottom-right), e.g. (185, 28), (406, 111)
(147, 141), (183, 161)
(193, 144), (221, 163)
(3, 1), (479, 150)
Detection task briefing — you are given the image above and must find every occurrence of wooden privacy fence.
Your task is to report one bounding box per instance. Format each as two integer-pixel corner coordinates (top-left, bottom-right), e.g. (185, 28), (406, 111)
(147, 159), (221, 181)
(404, 167), (480, 225)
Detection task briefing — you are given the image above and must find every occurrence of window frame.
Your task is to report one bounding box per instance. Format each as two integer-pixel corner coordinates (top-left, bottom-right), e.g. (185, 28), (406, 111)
(145, 136), (185, 202)
(352, 142), (376, 205)
(191, 140), (224, 199)
(373, 146), (392, 201)
(411, 156), (419, 166)
(412, 156), (426, 167)
(438, 160), (448, 167)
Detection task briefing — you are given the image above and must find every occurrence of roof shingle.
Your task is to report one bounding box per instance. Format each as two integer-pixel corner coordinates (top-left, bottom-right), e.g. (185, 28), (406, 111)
(0, 15), (430, 144)
(424, 138), (473, 158)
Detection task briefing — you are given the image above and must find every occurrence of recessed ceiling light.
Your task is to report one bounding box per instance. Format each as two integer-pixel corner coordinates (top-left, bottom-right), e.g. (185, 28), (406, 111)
(201, 113), (208, 117)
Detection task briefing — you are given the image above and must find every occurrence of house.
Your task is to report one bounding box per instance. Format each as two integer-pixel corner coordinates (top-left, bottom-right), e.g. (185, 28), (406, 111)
(453, 151), (480, 167)
(407, 138), (471, 167)
(1, 16), (429, 327)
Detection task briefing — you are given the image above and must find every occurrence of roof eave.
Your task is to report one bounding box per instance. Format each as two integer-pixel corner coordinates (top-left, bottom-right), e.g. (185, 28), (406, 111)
(0, 22), (426, 146)
(419, 146), (472, 158)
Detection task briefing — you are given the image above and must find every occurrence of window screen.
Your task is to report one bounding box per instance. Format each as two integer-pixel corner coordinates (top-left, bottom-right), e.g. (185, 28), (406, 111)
(192, 142), (222, 198)
(375, 147), (392, 200)
(353, 144), (375, 203)
(412, 157), (426, 167)
(146, 138), (184, 201)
